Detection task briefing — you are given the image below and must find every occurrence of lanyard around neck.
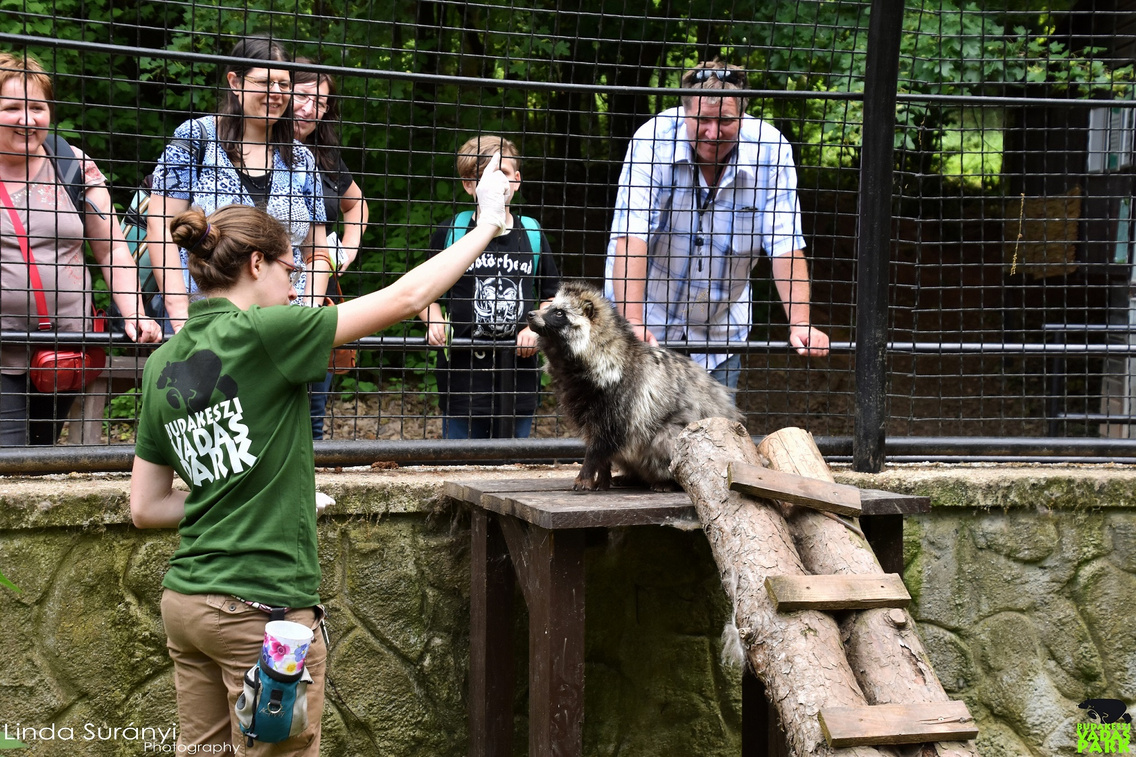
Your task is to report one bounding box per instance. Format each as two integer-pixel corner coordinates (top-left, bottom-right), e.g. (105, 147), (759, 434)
(692, 145), (737, 212)
(690, 148), (737, 263)
(0, 178), (53, 330)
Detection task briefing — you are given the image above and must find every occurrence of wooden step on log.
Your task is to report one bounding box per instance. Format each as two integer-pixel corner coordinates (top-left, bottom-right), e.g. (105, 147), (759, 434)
(818, 701), (978, 747)
(764, 573), (911, 612)
(728, 461), (863, 516)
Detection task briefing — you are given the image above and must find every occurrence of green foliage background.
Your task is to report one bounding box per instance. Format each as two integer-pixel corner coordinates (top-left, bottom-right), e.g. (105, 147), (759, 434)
(2, 0), (1130, 360)
(4, 0), (1125, 210)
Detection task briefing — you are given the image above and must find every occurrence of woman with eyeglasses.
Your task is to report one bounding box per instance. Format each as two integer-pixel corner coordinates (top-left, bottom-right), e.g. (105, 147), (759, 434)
(147, 37), (331, 334)
(292, 59), (367, 278)
(292, 59), (369, 439)
(605, 59), (829, 392)
(130, 155), (510, 753)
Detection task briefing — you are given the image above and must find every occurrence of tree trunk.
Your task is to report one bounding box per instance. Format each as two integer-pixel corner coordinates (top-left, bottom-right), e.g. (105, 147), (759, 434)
(671, 418), (888, 757)
(756, 428), (980, 757)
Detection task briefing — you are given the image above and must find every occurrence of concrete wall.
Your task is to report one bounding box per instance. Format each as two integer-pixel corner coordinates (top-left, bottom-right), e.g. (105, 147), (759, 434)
(0, 465), (1133, 756)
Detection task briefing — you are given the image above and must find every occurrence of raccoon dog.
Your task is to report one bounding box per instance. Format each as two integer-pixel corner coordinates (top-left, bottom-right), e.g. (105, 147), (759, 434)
(527, 280), (743, 492)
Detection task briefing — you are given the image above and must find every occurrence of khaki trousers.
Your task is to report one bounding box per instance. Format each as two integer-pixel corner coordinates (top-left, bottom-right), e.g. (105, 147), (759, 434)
(161, 589), (327, 756)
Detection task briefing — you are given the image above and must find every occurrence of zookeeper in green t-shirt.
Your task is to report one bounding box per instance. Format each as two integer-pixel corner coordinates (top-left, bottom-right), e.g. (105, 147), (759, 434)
(129, 154), (512, 755)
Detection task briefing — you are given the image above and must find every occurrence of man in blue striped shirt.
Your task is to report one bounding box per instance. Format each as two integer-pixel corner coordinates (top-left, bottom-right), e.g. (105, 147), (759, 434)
(605, 60), (829, 389)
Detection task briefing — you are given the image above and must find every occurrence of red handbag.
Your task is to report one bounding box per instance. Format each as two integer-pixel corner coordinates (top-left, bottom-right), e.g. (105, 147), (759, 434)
(28, 314), (107, 393)
(0, 177), (107, 394)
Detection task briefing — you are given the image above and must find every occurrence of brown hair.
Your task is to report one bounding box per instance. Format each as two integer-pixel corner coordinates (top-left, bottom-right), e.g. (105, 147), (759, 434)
(0, 52), (54, 120)
(292, 57), (341, 174)
(216, 37), (296, 168)
(455, 135), (519, 181)
(170, 205), (291, 293)
(680, 60), (748, 113)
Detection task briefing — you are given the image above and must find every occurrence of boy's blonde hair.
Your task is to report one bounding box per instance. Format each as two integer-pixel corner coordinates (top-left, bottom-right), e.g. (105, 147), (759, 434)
(456, 135), (519, 181)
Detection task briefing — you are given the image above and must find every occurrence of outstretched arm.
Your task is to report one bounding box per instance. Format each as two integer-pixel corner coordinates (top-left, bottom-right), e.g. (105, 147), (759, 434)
(334, 154), (510, 346)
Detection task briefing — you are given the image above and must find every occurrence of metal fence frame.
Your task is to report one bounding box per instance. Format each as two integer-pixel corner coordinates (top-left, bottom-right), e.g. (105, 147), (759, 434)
(2, 0), (1135, 473)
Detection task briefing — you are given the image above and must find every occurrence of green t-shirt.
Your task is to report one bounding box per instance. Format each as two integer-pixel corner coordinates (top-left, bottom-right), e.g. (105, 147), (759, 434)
(135, 298), (338, 607)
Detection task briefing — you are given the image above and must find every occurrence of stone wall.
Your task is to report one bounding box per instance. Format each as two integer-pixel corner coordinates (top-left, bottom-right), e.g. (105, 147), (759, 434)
(0, 465), (1133, 756)
(0, 467), (740, 756)
(844, 467), (1136, 757)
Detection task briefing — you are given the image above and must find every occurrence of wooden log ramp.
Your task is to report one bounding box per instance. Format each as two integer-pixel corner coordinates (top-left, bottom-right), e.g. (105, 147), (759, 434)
(671, 418), (979, 757)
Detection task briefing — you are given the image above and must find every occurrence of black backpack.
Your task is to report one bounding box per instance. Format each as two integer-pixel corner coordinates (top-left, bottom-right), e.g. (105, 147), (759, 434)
(42, 134), (95, 226)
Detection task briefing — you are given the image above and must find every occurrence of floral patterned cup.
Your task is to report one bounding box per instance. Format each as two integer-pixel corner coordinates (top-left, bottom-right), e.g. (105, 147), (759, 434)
(261, 620), (314, 677)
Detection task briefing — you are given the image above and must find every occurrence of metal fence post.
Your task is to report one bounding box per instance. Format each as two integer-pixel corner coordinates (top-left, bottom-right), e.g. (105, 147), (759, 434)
(854, 0), (905, 472)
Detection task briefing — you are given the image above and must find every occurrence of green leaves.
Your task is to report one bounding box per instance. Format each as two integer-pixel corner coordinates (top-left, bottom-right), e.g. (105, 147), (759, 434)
(22, 0), (1135, 387)
(0, 571), (18, 593)
(0, 733), (26, 750)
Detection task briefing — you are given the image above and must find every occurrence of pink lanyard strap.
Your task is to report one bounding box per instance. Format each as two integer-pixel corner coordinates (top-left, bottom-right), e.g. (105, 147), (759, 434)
(0, 178), (52, 330)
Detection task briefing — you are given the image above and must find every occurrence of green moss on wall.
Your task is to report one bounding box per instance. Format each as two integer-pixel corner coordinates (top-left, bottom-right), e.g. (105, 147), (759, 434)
(2, 466), (1135, 756)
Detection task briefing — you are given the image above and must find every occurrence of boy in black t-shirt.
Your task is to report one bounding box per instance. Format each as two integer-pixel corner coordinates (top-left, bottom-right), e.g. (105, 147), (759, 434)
(418, 135), (560, 439)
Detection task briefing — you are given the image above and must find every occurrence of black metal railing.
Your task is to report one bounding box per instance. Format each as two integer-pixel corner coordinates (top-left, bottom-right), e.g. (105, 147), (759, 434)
(0, 0), (1134, 471)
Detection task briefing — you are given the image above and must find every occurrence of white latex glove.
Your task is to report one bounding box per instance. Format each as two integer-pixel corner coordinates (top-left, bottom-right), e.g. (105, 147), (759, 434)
(474, 152), (510, 237)
(315, 492), (335, 513)
(326, 231), (346, 271)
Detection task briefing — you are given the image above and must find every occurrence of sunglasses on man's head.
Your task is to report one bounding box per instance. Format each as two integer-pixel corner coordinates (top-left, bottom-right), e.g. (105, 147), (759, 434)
(690, 68), (745, 86)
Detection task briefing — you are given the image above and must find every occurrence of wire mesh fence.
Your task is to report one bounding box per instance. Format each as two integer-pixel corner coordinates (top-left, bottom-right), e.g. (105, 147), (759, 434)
(1, 0), (1135, 469)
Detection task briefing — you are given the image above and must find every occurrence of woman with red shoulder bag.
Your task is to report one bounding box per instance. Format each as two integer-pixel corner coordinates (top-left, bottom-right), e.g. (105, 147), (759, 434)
(0, 52), (161, 445)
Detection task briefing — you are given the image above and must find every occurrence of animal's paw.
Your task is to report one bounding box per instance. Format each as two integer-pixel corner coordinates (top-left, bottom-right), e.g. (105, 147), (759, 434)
(650, 480), (679, 492)
(572, 472), (611, 492)
(572, 474), (597, 492)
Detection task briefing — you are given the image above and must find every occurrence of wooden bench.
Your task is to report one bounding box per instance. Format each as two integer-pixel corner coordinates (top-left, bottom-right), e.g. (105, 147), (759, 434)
(445, 476), (930, 757)
(63, 353), (148, 445)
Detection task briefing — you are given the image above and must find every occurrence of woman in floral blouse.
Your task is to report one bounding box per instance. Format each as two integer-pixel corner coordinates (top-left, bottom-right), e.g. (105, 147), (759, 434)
(146, 37), (330, 333)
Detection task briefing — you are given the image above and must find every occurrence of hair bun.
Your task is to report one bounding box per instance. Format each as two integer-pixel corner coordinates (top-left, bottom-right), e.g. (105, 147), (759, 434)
(188, 223), (214, 256)
(170, 208), (216, 258)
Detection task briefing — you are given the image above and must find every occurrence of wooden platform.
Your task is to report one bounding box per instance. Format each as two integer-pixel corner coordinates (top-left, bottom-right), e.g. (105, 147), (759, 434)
(443, 477), (695, 529)
(445, 476), (929, 530)
(448, 476), (931, 757)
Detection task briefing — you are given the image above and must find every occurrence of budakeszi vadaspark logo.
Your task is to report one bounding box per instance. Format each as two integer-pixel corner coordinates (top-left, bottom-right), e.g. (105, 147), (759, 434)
(1078, 698), (1133, 754)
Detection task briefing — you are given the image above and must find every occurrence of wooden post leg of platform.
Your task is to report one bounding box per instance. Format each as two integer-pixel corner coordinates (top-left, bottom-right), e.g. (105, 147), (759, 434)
(469, 511), (516, 757)
(742, 672), (790, 757)
(860, 514), (903, 575)
(499, 517), (586, 757)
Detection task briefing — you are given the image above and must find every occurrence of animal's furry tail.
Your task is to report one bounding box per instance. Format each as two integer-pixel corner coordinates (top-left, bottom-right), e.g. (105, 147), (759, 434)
(720, 568), (746, 669)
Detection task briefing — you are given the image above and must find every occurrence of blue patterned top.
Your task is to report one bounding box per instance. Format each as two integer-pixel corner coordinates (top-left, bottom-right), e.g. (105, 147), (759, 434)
(151, 116), (325, 299)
